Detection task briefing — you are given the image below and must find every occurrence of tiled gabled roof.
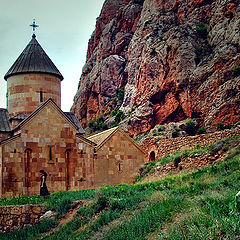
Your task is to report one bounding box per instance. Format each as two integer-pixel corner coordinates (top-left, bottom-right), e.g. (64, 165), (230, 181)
(4, 34), (63, 80)
(9, 113), (28, 121)
(87, 127), (118, 147)
(87, 127), (145, 153)
(64, 112), (84, 134)
(0, 109), (11, 132)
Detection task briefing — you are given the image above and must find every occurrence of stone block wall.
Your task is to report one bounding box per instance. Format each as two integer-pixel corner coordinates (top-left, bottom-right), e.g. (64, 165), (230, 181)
(142, 126), (240, 162)
(1, 102), (82, 198)
(0, 204), (45, 232)
(7, 73), (61, 117)
(94, 130), (145, 186)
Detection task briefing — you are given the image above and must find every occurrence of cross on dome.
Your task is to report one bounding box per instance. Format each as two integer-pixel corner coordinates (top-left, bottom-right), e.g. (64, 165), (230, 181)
(30, 19), (39, 36)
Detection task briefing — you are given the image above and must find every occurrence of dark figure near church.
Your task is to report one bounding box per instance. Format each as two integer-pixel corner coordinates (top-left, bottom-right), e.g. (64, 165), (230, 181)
(40, 170), (50, 200)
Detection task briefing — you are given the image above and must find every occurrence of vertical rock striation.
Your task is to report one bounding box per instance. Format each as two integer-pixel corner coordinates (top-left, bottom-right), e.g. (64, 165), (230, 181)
(72, 0), (240, 135)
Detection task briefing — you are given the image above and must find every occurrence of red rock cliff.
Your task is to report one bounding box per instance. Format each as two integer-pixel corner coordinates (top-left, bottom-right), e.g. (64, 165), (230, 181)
(71, 0), (240, 135)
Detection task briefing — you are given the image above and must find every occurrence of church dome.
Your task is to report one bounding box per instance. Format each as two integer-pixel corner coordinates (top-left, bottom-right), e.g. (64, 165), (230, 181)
(4, 34), (63, 81)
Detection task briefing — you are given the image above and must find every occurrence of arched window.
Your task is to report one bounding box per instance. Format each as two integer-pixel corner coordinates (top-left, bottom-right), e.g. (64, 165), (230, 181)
(149, 151), (155, 161)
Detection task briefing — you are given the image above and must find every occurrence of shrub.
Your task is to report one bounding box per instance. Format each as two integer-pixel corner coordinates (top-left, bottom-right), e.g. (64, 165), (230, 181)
(185, 119), (196, 136)
(111, 109), (117, 117)
(88, 115), (108, 133)
(158, 125), (165, 132)
(195, 143), (201, 149)
(174, 156), (181, 168)
(94, 193), (109, 213)
(114, 110), (126, 124)
(217, 122), (225, 130)
(197, 126), (206, 134)
(112, 96), (117, 106)
(195, 43), (212, 64)
(233, 65), (240, 77)
(196, 22), (208, 38)
(172, 130), (179, 138)
(116, 87), (125, 103)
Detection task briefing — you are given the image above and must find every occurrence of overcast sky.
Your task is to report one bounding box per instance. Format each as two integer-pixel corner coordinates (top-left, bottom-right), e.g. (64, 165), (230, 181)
(0, 0), (105, 111)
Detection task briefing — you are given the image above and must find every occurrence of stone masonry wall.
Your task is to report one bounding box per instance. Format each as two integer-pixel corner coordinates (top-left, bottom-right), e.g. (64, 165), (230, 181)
(7, 73), (61, 117)
(142, 126), (240, 162)
(0, 204), (45, 232)
(94, 130), (145, 186)
(1, 102), (80, 198)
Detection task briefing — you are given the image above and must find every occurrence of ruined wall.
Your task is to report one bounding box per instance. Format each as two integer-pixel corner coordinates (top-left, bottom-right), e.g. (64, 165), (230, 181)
(142, 126), (240, 162)
(94, 130), (144, 186)
(7, 73), (61, 117)
(0, 204), (45, 232)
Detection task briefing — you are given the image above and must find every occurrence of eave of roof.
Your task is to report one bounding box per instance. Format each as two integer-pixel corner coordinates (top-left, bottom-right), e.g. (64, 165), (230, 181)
(0, 108), (11, 132)
(0, 133), (21, 145)
(76, 135), (96, 146)
(64, 112), (85, 134)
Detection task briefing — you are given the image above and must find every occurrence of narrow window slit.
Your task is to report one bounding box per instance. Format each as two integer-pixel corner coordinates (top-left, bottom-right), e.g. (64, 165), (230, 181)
(40, 90), (43, 102)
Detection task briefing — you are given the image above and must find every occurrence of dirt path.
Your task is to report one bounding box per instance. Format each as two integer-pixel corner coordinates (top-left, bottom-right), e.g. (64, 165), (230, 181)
(41, 200), (91, 238)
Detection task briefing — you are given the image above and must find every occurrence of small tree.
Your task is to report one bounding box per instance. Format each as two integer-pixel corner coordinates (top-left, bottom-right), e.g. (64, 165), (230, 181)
(197, 126), (206, 135)
(114, 110), (125, 124)
(185, 119), (196, 136)
(217, 122), (225, 130)
(233, 65), (240, 77)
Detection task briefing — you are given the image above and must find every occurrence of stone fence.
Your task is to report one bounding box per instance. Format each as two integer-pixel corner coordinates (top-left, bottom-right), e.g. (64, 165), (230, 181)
(141, 126), (240, 162)
(0, 204), (45, 232)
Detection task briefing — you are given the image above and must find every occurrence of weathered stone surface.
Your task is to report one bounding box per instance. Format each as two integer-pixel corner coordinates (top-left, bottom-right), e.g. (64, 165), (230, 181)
(72, 0), (240, 135)
(0, 204), (45, 233)
(39, 210), (54, 220)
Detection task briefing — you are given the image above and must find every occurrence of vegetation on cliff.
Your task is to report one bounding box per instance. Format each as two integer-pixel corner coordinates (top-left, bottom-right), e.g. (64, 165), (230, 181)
(72, 0), (240, 136)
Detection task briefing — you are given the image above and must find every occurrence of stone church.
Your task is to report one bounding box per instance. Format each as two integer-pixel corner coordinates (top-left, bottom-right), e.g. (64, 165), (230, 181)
(0, 34), (144, 198)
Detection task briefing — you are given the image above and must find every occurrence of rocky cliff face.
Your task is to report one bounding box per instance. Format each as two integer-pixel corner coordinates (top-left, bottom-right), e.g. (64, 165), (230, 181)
(71, 0), (240, 136)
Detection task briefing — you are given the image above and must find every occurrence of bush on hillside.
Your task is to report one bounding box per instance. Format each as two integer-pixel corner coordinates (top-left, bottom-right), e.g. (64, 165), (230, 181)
(217, 122), (225, 130)
(88, 115), (108, 133)
(185, 119), (196, 136)
(197, 126), (206, 134)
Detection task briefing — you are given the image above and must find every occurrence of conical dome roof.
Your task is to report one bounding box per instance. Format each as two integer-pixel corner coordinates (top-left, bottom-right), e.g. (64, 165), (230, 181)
(4, 34), (63, 80)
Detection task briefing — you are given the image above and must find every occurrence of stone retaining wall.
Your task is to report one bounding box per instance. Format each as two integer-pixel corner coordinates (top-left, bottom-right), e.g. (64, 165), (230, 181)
(141, 126), (240, 162)
(0, 204), (45, 232)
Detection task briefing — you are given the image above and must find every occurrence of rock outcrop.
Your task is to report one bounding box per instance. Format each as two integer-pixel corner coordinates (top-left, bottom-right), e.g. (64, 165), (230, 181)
(72, 0), (240, 136)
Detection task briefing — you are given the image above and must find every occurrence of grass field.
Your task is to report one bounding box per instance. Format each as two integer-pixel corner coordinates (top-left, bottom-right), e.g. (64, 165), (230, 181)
(1, 137), (240, 240)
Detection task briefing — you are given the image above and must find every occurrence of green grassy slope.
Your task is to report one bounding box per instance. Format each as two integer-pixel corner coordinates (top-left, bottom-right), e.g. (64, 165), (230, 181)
(1, 137), (240, 240)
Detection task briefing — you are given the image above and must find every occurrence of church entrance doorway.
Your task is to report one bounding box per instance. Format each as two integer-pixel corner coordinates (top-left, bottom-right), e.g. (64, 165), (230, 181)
(149, 151), (155, 161)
